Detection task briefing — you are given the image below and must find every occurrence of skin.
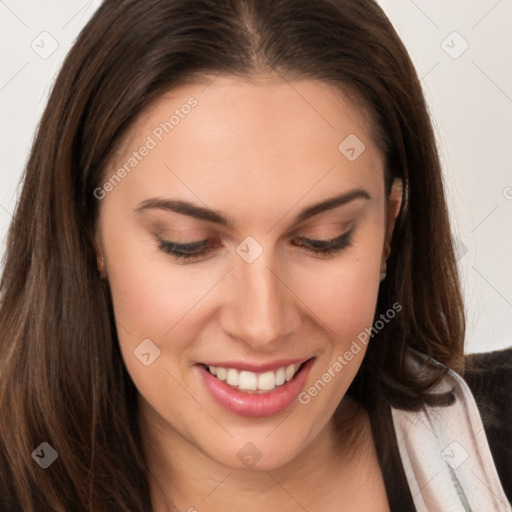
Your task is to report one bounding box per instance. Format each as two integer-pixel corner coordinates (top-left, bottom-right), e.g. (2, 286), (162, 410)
(95, 73), (402, 511)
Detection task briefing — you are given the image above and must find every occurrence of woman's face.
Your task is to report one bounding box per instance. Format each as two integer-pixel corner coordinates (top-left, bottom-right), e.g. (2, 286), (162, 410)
(95, 74), (401, 470)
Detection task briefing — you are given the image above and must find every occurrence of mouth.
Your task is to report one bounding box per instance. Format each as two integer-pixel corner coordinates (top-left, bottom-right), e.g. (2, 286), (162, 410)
(197, 358), (315, 417)
(201, 361), (305, 394)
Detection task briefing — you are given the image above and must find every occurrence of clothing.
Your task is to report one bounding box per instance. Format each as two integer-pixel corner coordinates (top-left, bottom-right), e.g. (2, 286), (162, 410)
(386, 348), (512, 511)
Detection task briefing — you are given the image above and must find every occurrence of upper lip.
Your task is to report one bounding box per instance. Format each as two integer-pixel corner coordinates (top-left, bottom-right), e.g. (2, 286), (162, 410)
(198, 357), (313, 373)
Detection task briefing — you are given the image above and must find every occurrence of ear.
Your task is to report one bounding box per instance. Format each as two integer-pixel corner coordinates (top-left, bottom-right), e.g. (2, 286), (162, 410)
(93, 228), (106, 278)
(382, 178), (403, 262)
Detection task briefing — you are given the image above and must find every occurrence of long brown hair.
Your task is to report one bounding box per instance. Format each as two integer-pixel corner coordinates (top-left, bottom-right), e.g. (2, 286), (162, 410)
(0, 0), (465, 509)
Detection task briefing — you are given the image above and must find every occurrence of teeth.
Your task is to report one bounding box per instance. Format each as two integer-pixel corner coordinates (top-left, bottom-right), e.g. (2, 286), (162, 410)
(285, 364), (296, 382)
(226, 368), (239, 386)
(258, 371), (276, 391)
(207, 363), (301, 392)
(239, 371), (258, 390)
(275, 367), (286, 386)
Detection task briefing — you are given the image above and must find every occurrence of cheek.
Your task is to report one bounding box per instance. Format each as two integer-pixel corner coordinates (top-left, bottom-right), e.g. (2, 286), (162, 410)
(106, 251), (208, 360)
(104, 250), (208, 427)
(301, 262), (379, 329)
(100, 217), (203, 374)
(291, 240), (383, 416)
(108, 260), (199, 332)
(294, 234), (383, 343)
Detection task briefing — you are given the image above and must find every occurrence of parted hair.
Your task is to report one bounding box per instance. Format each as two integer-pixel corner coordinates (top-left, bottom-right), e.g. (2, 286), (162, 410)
(0, 0), (465, 509)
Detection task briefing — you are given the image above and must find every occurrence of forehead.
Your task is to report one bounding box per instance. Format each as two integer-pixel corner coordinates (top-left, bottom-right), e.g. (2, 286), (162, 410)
(103, 74), (385, 222)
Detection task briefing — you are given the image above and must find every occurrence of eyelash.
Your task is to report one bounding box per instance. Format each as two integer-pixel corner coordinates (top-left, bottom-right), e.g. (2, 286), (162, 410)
(157, 231), (353, 262)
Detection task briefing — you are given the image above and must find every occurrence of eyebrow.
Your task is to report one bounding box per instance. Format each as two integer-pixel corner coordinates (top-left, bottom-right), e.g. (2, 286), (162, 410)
(134, 188), (371, 229)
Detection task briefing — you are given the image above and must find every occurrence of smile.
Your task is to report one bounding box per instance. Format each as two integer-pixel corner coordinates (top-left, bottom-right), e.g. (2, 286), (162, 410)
(205, 363), (302, 393)
(197, 358), (315, 417)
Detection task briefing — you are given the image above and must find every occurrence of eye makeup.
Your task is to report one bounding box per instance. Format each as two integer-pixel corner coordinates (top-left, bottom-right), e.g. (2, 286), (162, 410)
(156, 228), (354, 262)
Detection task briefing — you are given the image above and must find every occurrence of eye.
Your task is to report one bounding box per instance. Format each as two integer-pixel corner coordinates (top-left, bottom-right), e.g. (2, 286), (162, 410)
(157, 230), (354, 263)
(291, 230), (353, 257)
(157, 237), (218, 262)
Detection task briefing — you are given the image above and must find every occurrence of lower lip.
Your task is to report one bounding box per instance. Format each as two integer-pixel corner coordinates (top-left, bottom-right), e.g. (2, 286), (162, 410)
(197, 359), (314, 418)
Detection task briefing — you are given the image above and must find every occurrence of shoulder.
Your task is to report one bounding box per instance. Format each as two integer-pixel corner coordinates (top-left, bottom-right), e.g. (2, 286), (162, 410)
(464, 346), (512, 380)
(463, 347), (512, 502)
(464, 347), (512, 428)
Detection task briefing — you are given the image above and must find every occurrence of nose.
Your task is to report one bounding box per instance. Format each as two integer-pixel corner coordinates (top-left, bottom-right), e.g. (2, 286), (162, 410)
(220, 251), (301, 350)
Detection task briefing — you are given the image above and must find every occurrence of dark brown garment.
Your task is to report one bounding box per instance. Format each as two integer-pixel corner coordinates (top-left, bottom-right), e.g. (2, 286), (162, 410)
(464, 348), (512, 502)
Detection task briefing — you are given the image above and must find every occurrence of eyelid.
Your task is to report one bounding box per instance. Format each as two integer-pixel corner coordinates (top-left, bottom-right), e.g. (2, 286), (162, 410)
(294, 231), (350, 246)
(155, 221), (356, 262)
(292, 220), (354, 236)
(157, 228), (352, 249)
(158, 237), (210, 252)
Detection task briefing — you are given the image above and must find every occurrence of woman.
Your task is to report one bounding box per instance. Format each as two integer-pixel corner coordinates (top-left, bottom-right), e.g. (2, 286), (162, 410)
(0, 0), (510, 510)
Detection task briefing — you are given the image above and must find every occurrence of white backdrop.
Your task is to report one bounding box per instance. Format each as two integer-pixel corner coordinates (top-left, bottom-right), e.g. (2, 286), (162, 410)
(0, 0), (510, 353)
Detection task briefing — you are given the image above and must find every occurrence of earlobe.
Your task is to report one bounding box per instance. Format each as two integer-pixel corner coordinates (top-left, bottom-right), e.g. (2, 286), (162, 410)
(93, 231), (107, 278)
(382, 178), (403, 262)
(380, 261), (387, 282)
(98, 254), (106, 278)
